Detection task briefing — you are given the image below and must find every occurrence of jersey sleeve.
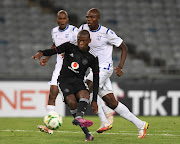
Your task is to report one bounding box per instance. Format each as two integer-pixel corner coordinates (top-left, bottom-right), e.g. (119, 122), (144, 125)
(106, 29), (123, 47)
(51, 28), (55, 43)
(70, 26), (79, 45)
(79, 24), (84, 30)
(41, 42), (72, 56)
(90, 57), (99, 102)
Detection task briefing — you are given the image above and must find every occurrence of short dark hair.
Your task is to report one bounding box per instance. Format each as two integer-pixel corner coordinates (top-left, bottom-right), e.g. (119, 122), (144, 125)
(88, 8), (100, 18)
(78, 30), (90, 38)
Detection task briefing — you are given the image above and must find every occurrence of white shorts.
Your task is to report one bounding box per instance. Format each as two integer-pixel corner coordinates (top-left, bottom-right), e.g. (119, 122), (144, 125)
(48, 63), (62, 86)
(86, 63), (113, 98)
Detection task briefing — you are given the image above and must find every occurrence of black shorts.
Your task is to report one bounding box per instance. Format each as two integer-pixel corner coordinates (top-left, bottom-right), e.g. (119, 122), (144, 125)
(58, 77), (89, 98)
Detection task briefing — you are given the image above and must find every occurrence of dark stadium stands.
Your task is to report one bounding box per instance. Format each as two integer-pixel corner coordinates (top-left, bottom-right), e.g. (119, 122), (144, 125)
(0, 0), (179, 80)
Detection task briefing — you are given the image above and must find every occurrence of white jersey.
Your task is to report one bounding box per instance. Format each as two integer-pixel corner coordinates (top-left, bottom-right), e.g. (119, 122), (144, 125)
(79, 24), (123, 65)
(49, 24), (78, 85)
(51, 24), (78, 65)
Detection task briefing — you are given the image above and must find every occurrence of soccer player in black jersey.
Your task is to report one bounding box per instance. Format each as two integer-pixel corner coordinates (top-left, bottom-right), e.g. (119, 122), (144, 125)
(32, 30), (99, 141)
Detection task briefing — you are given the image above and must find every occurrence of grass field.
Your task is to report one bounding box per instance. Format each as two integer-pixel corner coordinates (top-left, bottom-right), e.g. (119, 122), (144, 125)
(0, 116), (180, 144)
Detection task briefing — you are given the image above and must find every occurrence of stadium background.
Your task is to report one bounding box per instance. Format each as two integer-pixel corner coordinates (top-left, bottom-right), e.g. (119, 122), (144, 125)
(0, 0), (180, 117)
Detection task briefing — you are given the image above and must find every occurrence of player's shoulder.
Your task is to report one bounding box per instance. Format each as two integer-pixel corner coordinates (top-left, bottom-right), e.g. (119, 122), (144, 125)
(51, 26), (59, 34)
(79, 24), (89, 30)
(100, 25), (115, 35)
(68, 24), (78, 32)
(88, 48), (97, 58)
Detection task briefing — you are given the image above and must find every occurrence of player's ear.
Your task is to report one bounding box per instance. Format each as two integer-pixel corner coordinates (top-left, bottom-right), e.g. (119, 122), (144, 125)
(89, 38), (91, 43)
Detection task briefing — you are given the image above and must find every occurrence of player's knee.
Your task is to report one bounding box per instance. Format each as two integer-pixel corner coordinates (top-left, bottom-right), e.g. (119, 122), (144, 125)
(102, 94), (118, 110)
(66, 98), (77, 109)
(105, 101), (117, 110)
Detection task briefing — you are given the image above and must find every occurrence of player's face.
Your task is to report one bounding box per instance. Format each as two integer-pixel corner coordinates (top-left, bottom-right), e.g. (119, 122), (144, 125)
(56, 13), (69, 30)
(77, 35), (91, 52)
(86, 11), (100, 30)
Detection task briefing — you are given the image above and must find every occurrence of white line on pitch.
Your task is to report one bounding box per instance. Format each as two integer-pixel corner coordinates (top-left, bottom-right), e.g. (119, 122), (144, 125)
(1, 130), (180, 137)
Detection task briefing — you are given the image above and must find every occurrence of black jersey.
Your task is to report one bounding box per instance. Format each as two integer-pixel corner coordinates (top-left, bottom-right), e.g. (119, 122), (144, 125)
(41, 42), (99, 102)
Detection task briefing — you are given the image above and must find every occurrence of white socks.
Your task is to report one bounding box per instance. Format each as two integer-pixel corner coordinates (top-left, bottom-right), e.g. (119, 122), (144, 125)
(114, 102), (143, 129)
(96, 95), (110, 124)
(97, 102), (110, 124)
(46, 105), (55, 113)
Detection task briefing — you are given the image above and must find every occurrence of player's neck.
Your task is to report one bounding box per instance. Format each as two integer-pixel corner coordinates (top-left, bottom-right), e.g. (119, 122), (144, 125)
(90, 24), (100, 31)
(59, 24), (68, 31)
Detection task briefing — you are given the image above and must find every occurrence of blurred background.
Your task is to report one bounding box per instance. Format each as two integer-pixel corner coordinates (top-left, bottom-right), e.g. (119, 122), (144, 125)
(0, 0), (180, 117)
(0, 0), (180, 80)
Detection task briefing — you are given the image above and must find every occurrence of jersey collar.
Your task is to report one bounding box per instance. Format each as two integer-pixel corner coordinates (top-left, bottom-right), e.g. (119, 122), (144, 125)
(58, 24), (69, 32)
(90, 25), (101, 32)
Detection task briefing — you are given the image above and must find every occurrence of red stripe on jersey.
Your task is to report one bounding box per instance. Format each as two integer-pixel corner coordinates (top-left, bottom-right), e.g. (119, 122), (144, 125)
(93, 72), (99, 74)
(55, 47), (58, 54)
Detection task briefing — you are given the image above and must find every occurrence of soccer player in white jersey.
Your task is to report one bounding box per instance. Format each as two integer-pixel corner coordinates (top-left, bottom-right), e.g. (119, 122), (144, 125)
(79, 8), (149, 138)
(37, 10), (94, 140)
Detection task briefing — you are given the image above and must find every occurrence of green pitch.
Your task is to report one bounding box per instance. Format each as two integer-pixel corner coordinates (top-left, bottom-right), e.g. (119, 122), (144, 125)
(0, 116), (180, 144)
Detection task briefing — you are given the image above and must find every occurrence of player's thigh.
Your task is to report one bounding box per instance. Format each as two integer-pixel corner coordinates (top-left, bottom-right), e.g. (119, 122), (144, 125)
(74, 80), (89, 100)
(65, 94), (77, 109)
(76, 90), (90, 100)
(58, 79), (74, 100)
(86, 65), (113, 88)
(98, 78), (113, 98)
(99, 66), (113, 88)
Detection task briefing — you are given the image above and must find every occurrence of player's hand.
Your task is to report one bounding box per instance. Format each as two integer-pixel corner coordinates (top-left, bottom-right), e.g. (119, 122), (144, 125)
(60, 53), (65, 59)
(91, 101), (98, 114)
(40, 58), (48, 66)
(114, 67), (123, 77)
(32, 52), (43, 60)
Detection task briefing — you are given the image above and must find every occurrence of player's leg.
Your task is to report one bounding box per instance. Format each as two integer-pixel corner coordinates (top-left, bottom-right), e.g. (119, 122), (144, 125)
(67, 90), (93, 141)
(101, 91), (149, 138)
(86, 76), (113, 132)
(46, 69), (61, 112)
(72, 90), (93, 127)
(60, 80), (93, 141)
(38, 78), (59, 134)
(46, 85), (59, 113)
(99, 97), (114, 125)
(96, 96), (112, 133)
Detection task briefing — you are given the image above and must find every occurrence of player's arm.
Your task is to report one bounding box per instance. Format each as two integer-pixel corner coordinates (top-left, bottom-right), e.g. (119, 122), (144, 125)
(90, 57), (99, 114)
(40, 43), (56, 66)
(106, 29), (128, 77)
(114, 42), (128, 77)
(32, 42), (70, 60)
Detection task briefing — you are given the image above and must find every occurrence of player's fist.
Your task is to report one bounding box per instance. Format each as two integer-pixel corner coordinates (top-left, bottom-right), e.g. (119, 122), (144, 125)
(91, 101), (98, 114)
(114, 67), (123, 77)
(40, 59), (48, 66)
(32, 52), (43, 60)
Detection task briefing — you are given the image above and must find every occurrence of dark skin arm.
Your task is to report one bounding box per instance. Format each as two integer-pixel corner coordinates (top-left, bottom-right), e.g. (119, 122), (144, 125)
(39, 44), (56, 66)
(91, 101), (98, 114)
(114, 42), (128, 77)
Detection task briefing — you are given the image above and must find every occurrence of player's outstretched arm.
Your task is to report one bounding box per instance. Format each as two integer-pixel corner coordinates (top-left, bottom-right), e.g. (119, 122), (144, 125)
(39, 44), (56, 66)
(32, 51), (43, 60)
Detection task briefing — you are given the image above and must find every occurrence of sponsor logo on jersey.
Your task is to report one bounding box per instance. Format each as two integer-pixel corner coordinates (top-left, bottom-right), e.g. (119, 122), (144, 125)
(97, 35), (102, 41)
(82, 59), (88, 65)
(65, 34), (69, 38)
(71, 62), (79, 69)
(68, 62), (79, 73)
